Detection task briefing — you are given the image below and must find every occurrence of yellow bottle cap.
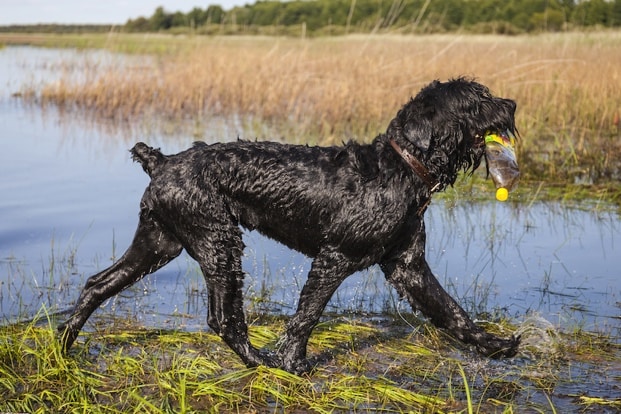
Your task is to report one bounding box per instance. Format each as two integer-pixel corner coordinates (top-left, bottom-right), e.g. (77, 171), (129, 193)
(496, 187), (509, 201)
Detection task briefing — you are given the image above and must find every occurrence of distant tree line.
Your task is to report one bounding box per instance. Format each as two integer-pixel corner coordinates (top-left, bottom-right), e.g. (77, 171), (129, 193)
(124, 0), (621, 34)
(2, 0), (621, 34)
(0, 24), (114, 34)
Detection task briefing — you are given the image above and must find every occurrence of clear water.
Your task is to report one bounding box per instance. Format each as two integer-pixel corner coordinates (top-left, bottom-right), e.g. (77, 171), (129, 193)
(0, 46), (619, 343)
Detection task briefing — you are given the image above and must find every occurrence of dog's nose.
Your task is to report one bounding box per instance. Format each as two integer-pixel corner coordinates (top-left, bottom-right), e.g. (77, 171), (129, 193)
(485, 130), (520, 201)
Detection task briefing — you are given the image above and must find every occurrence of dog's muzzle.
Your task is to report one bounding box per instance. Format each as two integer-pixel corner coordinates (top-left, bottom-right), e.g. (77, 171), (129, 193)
(484, 130), (520, 201)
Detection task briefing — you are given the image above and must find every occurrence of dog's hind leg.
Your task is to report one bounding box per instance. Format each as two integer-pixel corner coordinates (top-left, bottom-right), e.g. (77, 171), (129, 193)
(186, 226), (278, 368)
(277, 249), (354, 374)
(381, 220), (520, 358)
(58, 212), (183, 351)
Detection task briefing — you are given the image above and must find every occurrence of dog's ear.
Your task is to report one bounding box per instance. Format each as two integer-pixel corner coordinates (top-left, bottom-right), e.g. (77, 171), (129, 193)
(387, 100), (437, 153)
(403, 110), (434, 153)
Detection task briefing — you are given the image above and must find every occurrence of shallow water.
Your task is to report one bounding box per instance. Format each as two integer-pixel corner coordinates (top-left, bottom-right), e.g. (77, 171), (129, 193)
(0, 46), (619, 341)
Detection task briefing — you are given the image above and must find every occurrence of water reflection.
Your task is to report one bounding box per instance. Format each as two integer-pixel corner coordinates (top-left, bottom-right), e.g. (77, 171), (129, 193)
(425, 202), (619, 327)
(0, 46), (619, 340)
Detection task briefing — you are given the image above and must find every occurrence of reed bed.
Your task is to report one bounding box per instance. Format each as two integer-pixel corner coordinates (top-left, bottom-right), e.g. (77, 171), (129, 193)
(21, 32), (621, 199)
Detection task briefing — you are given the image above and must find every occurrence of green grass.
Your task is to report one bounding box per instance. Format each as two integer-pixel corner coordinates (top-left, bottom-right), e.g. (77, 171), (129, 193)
(443, 171), (621, 214)
(0, 32), (192, 54)
(1, 308), (619, 413)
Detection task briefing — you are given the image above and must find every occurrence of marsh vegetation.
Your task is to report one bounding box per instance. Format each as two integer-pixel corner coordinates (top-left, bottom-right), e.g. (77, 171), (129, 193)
(5, 32), (621, 206)
(1, 309), (619, 413)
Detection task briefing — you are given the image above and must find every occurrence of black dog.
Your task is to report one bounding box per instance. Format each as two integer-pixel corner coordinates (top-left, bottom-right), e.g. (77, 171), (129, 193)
(59, 77), (520, 373)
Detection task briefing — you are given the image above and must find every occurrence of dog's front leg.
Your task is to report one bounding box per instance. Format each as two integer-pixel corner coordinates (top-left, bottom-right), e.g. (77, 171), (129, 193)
(381, 220), (519, 358)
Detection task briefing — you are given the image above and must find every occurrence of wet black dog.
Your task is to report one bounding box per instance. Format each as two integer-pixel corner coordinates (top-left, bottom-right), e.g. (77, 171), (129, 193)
(59, 77), (520, 373)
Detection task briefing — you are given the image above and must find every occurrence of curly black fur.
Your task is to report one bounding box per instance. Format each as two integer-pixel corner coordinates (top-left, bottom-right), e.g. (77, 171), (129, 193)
(59, 77), (520, 373)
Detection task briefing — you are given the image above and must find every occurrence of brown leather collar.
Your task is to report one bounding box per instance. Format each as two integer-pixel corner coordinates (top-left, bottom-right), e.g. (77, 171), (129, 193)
(389, 139), (440, 192)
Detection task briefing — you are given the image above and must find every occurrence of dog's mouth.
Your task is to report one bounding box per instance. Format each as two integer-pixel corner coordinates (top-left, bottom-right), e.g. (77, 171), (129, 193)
(484, 130), (520, 201)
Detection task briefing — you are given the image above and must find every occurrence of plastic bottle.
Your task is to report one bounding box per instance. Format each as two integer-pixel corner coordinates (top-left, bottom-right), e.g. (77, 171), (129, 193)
(485, 131), (520, 201)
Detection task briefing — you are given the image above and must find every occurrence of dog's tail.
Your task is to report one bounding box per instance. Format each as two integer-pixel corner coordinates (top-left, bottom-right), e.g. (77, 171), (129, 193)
(130, 142), (165, 177)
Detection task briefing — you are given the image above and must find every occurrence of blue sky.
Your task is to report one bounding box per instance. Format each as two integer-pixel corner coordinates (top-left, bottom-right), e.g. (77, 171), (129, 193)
(1, 0), (248, 25)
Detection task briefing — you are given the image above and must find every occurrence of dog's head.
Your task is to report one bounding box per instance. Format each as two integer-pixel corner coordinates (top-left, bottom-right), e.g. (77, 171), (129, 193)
(387, 77), (518, 190)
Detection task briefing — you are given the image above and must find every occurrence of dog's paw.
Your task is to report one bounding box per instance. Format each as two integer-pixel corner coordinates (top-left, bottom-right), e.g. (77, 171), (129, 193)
(277, 350), (315, 374)
(257, 350), (280, 369)
(56, 323), (76, 353)
(281, 357), (314, 375)
(478, 334), (521, 359)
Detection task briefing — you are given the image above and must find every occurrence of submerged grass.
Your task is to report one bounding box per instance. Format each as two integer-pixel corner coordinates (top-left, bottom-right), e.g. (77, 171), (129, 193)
(1, 309), (619, 413)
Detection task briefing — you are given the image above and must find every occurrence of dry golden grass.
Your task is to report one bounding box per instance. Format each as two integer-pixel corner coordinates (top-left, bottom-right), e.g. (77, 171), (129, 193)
(29, 32), (621, 192)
